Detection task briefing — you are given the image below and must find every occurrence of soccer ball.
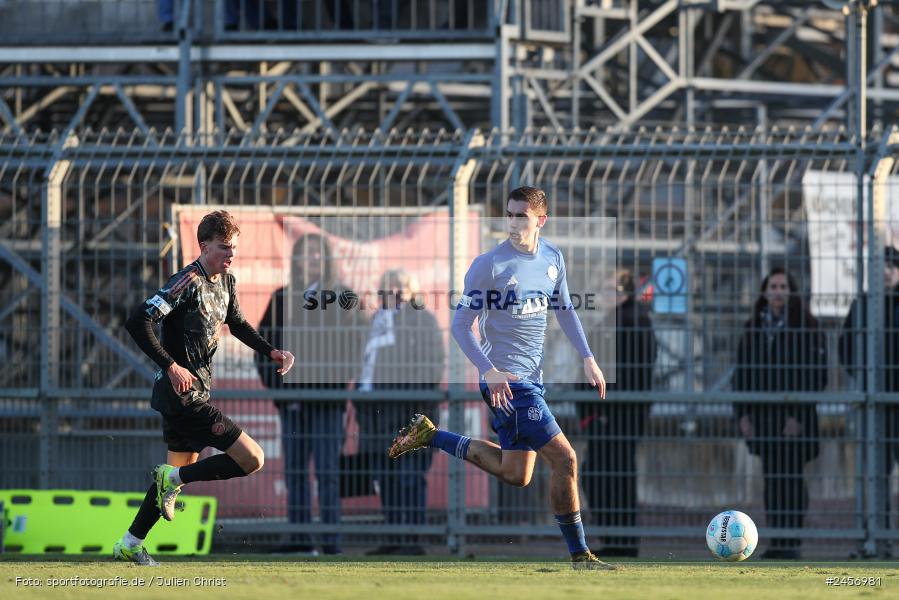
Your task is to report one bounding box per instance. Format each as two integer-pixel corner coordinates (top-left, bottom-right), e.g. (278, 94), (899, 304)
(706, 510), (758, 561)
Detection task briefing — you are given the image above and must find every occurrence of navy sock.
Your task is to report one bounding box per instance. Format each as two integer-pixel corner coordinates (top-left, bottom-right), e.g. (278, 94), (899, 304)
(179, 454), (247, 484)
(555, 511), (589, 555)
(428, 430), (471, 460)
(128, 483), (161, 539)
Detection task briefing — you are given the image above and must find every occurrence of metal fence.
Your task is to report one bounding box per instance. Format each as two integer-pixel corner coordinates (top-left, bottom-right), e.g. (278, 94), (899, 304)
(2, 126), (898, 558)
(0, 0), (557, 44)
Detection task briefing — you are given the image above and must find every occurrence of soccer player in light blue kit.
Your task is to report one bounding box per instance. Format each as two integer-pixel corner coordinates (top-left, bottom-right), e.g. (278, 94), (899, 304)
(388, 186), (614, 569)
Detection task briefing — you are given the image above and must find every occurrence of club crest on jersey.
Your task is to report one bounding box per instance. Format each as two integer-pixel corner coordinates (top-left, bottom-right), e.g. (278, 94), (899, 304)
(527, 406), (542, 421)
(547, 264), (559, 282)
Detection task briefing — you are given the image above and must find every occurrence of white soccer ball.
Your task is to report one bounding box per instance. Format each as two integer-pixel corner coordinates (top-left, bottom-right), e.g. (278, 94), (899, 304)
(706, 510), (758, 561)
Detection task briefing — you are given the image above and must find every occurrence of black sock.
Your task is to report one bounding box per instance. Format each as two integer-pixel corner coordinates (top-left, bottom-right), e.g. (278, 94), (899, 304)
(179, 454), (247, 484)
(128, 483), (161, 540)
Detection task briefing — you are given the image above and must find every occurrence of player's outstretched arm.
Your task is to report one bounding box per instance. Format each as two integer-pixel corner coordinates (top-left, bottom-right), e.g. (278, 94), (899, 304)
(551, 255), (605, 398)
(269, 349), (295, 375)
(583, 356), (606, 400)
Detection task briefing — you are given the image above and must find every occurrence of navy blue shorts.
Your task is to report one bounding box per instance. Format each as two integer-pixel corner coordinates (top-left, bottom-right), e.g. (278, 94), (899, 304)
(480, 381), (562, 452)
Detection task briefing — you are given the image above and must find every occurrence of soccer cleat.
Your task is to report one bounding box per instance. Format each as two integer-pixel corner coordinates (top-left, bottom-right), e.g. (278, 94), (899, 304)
(571, 550), (617, 571)
(153, 463), (182, 521)
(113, 538), (160, 566)
(388, 414), (437, 459)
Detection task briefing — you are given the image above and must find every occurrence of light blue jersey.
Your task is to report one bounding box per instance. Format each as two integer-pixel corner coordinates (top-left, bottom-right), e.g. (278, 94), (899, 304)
(451, 238), (591, 383)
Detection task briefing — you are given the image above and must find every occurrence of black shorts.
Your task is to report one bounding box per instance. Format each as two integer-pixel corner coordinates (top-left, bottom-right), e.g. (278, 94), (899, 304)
(151, 373), (242, 453)
(161, 400), (242, 454)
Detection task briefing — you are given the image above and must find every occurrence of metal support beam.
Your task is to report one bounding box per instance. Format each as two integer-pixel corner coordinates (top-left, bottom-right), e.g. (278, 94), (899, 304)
(60, 86), (99, 140)
(0, 95), (23, 136)
(813, 37), (899, 128)
(577, 0), (679, 77)
(0, 286), (34, 322)
(428, 81), (465, 131)
(38, 138), (70, 488)
(0, 44), (497, 64)
(301, 81), (376, 134)
(447, 130), (484, 556)
(112, 84), (153, 137)
(378, 81), (414, 132)
(494, 24), (514, 130)
(852, 0), (877, 559)
(175, 0), (193, 134)
(0, 241), (155, 384)
(736, 10), (812, 80)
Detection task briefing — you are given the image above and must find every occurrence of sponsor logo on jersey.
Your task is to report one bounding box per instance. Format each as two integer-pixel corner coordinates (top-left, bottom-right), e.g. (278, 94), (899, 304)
(511, 295), (549, 317)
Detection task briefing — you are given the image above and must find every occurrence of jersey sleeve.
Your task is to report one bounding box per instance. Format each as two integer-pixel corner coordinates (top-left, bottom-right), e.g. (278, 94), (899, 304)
(552, 253), (593, 359)
(451, 255), (496, 376)
(124, 265), (201, 370)
(225, 274), (277, 357)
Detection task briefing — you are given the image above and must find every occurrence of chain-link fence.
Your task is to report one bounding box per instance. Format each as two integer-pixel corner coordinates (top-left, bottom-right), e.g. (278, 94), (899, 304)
(1, 126), (898, 558)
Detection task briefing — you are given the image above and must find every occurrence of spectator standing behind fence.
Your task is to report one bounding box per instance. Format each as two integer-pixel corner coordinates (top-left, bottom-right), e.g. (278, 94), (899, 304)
(577, 269), (656, 557)
(357, 269), (445, 555)
(839, 246), (899, 560)
(733, 267), (825, 560)
(256, 233), (363, 555)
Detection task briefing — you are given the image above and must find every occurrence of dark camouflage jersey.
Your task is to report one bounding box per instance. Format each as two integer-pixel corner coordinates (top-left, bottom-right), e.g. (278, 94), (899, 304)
(126, 259), (273, 411)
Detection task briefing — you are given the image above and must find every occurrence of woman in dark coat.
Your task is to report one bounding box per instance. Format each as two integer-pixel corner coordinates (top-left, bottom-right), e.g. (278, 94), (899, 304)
(358, 269), (445, 555)
(734, 267), (826, 559)
(578, 269), (656, 557)
(257, 232), (364, 554)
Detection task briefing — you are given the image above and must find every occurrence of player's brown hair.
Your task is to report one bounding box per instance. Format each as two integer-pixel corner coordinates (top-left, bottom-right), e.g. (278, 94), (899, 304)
(197, 210), (241, 244)
(508, 186), (548, 216)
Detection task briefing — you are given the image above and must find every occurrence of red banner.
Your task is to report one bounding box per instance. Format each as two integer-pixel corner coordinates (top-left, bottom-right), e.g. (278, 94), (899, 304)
(172, 208), (488, 518)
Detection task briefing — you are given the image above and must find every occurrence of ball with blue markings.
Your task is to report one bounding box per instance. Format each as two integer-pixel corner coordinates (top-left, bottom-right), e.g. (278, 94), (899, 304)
(706, 510), (758, 561)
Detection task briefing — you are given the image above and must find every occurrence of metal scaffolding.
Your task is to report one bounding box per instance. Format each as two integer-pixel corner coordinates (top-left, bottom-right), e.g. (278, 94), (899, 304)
(1, 1), (898, 134)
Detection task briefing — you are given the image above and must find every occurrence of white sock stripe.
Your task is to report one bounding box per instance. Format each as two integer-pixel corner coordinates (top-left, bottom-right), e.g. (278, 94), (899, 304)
(557, 514), (582, 525)
(455, 436), (471, 458)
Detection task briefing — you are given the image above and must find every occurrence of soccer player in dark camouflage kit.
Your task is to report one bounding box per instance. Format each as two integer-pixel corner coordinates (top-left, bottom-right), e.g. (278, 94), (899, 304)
(113, 210), (295, 565)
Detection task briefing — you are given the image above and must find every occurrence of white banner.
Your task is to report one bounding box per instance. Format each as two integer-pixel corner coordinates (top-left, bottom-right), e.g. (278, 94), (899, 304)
(803, 170), (899, 318)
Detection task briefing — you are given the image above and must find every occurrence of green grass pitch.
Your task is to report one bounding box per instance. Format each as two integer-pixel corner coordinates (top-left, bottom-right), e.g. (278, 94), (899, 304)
(1, 556), (896, 599)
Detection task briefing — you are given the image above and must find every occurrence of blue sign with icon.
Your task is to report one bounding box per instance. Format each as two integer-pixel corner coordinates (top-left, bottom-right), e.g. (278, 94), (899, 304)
(652, 258), (688, 314)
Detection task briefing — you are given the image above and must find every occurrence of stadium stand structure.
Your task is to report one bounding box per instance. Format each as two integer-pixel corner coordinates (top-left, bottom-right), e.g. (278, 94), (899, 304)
(0, 1), (898, 134)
